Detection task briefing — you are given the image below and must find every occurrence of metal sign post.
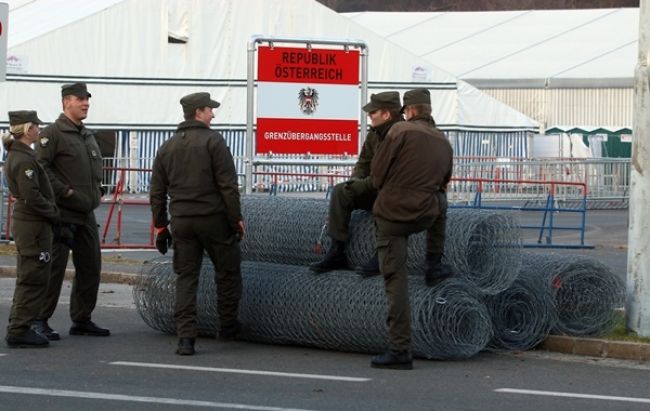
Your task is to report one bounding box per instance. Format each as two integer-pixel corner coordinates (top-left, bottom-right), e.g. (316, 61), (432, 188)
(0, 2), (8, 82)
(245, 35), (368, 194)
(627, 0), (650, 337)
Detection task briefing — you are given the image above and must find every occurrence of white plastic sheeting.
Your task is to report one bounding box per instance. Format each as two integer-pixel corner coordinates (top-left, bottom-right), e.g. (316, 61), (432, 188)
(1, 0), (537, 133)
(345, 8), (638, 85)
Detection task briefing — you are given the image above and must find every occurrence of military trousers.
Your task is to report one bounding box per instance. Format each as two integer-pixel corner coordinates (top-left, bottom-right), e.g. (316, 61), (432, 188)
(426, 192), (448, 256)
(171, 213), (242, 338)
(38, 212), (101, 323)
(328, 180), (377, 242)
(7, 219), (52, 337)
(376, 195), (446, 352)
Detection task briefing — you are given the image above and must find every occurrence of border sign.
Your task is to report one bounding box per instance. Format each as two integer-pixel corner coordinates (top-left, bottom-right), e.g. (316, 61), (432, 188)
(0, 2), (7, 81)
(255, 45), (360, 155)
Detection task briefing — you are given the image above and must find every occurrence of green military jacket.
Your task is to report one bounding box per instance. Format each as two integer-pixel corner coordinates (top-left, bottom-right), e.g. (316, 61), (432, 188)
(371, 115), (453, 223)
(352, 118), (402, 179)
(4, 140), (59, 222)
(36, 114), (103, 224)
(150, 120), (242, 231)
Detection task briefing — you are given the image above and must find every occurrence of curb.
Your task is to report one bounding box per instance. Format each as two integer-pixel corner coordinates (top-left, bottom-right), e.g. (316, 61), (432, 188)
(539, 335), (650, 362)
(0, 265), (138, 285)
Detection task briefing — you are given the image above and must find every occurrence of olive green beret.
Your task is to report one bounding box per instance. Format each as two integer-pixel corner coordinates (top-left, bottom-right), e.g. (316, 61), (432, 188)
(8, 110), (43, 126)
(62, 82), (92, 98)
(180, 92), (221, 112)
(362, 91), (401, 113)
(401, 88), (431, 112)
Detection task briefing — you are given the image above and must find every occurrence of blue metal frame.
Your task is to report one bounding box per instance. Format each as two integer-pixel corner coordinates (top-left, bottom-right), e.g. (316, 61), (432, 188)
(451, 191), (592, 249)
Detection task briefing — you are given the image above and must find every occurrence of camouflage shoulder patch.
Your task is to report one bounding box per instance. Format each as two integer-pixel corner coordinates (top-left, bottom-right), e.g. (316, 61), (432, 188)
(24, 169), (34, 179)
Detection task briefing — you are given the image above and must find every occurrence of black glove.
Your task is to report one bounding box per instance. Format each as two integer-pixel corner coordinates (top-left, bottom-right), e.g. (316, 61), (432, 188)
(344, 177), (361, 187)
(155, 227), (173, 255)
(53, 223), (76, 248)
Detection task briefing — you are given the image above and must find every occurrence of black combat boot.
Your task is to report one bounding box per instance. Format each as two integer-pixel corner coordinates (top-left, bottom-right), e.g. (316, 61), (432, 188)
(371, 350), (413, 370)
(69, 320), (110, 336)
(309, 240), (348, 273)
(218, 320), (242, 341)
(31, 320), (60, 341)
(425, 253), (453, 287)
(6, 329), (50, 348)
(356, 252), (380, 277)
(176, 338), (196, 355)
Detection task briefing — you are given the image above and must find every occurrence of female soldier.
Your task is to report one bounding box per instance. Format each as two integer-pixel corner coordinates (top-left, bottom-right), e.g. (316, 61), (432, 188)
(3, 111), (59, 348)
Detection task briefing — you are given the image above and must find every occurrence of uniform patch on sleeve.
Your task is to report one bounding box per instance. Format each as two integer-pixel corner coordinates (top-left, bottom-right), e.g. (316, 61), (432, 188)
(24, 169), (34, 179)
(40, 137), (49, 147)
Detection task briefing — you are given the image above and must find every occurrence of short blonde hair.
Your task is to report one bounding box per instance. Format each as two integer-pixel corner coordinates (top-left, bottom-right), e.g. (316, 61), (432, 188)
(9, 122), (32, 136)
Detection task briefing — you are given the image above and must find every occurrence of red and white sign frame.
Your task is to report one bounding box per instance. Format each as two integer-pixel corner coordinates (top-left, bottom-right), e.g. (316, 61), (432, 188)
(256, 45), (360, 156)
(245, 36), (368, 194)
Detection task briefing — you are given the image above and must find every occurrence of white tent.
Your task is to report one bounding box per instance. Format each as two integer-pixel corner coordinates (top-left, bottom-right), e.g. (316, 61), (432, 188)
(344, 8), (638, 87)
(1, 0), (538, 168)
(344, 8), (639, 136)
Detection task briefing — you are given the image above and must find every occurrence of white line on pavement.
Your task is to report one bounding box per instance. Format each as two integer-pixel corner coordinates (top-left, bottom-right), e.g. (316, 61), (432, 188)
(109, 361), (371, 382)
(0, 354), (7, 357)
(496, 388), (650, 404)
(0, 385), (318, 411)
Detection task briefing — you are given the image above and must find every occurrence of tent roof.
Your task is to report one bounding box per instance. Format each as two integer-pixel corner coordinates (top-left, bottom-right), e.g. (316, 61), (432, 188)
(6, 0), (125, 47)
(344, 8), (638, 87)
(1, 0), (537, 131)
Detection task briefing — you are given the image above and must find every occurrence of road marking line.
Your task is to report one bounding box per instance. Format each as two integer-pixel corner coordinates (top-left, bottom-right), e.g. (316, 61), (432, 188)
(496, 388), (650, 404)
(109, 361), (371, 382)
(0, 385), (318, 411)
(0, 354), (7, 357)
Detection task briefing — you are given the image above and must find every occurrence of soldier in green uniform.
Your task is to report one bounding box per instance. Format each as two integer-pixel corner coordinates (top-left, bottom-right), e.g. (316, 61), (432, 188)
(34, 83), (109, 339)
(310, 92), (402, 276)
(3, 110), (59, 348)
(150, 92), (244, 356)
(369, 89), (454, 369)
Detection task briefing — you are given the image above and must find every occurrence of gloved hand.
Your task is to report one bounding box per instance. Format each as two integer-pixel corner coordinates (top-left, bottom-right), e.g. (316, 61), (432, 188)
(155, 227), (173, 255)
(344, 177), (361, 187)
(53, 223), (76, 248)
(344, 177), (370, 194)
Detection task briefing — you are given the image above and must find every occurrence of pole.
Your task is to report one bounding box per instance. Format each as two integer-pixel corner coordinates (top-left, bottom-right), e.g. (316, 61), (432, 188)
(627, 0), (650, 336)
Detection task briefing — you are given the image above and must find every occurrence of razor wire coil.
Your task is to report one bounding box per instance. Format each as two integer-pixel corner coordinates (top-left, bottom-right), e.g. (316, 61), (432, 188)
(134, 258), (493, 360)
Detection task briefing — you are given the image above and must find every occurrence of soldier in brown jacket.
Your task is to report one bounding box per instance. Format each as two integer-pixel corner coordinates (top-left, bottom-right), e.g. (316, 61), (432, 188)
(310, 92), (402, 275)
(3, 111), (59, 348)
(35, 83), (109, 339)
(150, 92), (244, 356)
(369, 88), (453, 370)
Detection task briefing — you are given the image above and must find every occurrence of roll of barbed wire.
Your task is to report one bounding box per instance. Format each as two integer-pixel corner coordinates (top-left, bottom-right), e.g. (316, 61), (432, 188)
(240, 196), (329, 265)
(519, 252), (624, 337)
(240, 196), (522, 294)
(484, 271), (556, 351)
(134, 258), (492, 360)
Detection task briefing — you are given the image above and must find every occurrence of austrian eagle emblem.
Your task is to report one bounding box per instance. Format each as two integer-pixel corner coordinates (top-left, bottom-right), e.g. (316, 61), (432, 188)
(298, 87), (319, 115)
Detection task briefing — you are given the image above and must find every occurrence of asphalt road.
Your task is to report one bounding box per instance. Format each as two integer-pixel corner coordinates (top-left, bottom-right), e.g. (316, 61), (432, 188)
(1, 285), (650, 411)
(0, 202), (643, 411)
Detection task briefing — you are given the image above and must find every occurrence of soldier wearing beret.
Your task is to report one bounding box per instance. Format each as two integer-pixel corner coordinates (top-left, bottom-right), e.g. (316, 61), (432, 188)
(34, 82), (109, 339)
(150, 92), (244, 355)
(3, 111), (59, 348)
(310, 91), (403, 276)
(369, 88), (454, 369)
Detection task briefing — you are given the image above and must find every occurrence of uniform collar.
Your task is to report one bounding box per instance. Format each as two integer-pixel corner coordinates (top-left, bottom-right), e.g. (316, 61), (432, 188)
(408, 115), (436, 127)
(370, 117), (403, 140)
(55, 113), (87, 133)
(10, 140), (36, 156)
(177, 120), (211, 131)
